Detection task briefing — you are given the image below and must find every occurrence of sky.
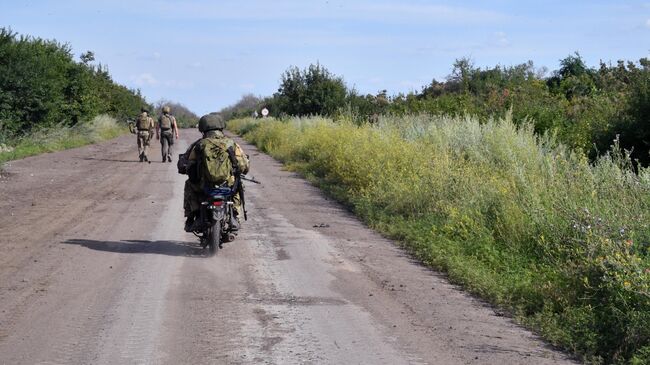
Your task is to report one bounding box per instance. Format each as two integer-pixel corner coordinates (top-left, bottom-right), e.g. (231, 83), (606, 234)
(1, 0), (649, 115)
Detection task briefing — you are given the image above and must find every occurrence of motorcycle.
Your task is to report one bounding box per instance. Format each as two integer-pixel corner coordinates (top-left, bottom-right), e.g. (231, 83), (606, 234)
(180, 138), (261, 255)
(190, 175), (260, 255)
(191, 185), (237, 255)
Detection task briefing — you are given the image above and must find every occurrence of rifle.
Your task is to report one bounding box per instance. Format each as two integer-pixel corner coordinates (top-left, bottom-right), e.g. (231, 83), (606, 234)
(241, 175), (261, 184)
(127, 119), (136, 134)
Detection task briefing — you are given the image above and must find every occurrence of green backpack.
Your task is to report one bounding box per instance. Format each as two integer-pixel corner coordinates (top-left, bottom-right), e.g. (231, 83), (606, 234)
(159, 114), (172, 129)
(197, 138), (234, 186)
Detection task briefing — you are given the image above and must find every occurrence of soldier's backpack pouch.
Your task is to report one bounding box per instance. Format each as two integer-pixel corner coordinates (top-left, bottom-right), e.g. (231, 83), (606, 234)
(136, 114), (149, 130)
(197, 139), (233, 186)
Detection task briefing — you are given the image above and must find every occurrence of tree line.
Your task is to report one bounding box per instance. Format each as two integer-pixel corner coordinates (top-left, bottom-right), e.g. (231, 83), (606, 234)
(222, 55), (650, 165)
(0, 28), (147, 142)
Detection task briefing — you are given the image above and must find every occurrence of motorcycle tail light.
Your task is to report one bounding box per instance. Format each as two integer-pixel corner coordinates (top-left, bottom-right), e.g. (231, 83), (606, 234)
(212, 201), (223, 207)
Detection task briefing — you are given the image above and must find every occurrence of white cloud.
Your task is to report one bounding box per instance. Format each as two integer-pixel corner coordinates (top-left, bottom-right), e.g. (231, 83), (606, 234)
(131, 74), (194, 89)
(495, 31), (510, 47)
(143, 0), (507, 25)
(359, 3), (507, 24)
(133, 73), (159, 86)
(136, 52), (162, 61)
(179, 32), (396, 48)
(187, 61), (203, 69)
(164, 80), (195, 89)
(646, 19), (650, 28)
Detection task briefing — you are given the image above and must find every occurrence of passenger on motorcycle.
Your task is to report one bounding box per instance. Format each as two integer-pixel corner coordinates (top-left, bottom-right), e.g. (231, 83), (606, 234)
(179, 113), (250, 233)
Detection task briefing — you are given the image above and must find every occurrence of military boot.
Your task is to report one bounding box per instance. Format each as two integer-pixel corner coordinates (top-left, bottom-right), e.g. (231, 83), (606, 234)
(184, 212), (196, 232)
(229, 214), (240, 231)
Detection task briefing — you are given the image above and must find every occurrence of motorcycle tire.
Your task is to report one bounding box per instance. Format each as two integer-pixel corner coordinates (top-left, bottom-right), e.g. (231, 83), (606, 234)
(207, 221), (221, 256)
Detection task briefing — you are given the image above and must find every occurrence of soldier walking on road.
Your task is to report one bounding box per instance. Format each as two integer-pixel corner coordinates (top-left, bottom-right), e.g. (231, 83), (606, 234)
(156, 105), (179, 163)
(135, 107), (155, 163)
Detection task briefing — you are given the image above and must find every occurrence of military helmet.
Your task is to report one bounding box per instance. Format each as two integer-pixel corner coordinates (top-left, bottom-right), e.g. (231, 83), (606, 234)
(162, 105), (171, 114)
(198, 113), (225, 132)
(140, 106), (149, 113)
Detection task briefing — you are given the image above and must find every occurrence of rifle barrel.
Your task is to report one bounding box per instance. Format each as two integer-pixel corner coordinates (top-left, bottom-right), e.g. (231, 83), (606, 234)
(241, 176), (261, 184)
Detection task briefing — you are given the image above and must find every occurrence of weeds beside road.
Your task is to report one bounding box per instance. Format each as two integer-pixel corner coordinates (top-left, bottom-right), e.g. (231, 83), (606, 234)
(229, 115), (650, 365)
(0, 115), (125, 165)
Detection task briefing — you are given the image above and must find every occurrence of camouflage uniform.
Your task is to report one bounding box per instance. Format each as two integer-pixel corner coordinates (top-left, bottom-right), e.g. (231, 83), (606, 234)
(183, 129), (250, 220)
(156, 107), (179, 162)
(136, 111), (155, 162)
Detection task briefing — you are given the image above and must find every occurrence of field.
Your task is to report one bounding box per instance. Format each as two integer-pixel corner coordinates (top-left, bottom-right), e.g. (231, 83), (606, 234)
(229, 115), (650, 364)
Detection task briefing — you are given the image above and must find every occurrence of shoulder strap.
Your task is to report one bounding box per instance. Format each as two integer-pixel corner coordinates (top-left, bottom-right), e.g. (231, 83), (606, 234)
(227, 145), (240, 172)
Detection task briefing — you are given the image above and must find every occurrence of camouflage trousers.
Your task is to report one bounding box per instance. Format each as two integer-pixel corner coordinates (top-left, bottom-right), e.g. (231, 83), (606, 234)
(160, 129), (174, 160)
(137, 130), (151, 157)
(183, 180), (243, 218)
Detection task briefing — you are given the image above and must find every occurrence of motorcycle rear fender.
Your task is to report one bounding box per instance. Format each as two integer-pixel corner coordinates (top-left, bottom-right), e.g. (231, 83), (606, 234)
(211, 207), (225, 221)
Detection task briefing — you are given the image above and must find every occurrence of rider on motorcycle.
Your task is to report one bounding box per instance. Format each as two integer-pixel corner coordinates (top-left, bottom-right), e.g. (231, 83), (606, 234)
(180, 113), (250, 232)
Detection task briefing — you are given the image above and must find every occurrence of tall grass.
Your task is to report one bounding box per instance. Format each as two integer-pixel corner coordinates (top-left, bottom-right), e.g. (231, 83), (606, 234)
(229, 115), (650, 364)
(0, 114), (126, 164)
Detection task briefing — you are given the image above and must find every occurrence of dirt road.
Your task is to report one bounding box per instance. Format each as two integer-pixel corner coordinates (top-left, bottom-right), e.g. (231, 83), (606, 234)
(0, 131), (577, 364)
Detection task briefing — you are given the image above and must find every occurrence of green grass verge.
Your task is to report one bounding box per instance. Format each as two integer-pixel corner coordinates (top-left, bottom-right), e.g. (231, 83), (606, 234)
(0, 115), (126, 165)
(229, 115), (650, 365)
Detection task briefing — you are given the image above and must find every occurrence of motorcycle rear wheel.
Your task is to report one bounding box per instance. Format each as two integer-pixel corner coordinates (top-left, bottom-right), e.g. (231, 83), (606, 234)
(207, 221), (220, 256)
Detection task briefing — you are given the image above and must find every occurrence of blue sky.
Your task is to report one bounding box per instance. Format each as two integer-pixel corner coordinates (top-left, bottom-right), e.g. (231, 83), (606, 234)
(1, 0), (649, 115)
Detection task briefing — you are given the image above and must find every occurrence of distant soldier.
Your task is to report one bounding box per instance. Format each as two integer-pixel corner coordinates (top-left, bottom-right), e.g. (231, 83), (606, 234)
(135, 107), (155, 162)
(156, 105), (179, 163)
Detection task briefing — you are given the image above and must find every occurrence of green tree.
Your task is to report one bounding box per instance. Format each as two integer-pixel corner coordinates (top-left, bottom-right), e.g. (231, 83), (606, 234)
(547, 52), (596, 99)
(273, 63), (347, 116)
(219, 93), (264, 120)
(79, 50), (95, 65)
(447, 57), (476, 94)
(615, 59), (650, 165)
(0, 28), (148, 141)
